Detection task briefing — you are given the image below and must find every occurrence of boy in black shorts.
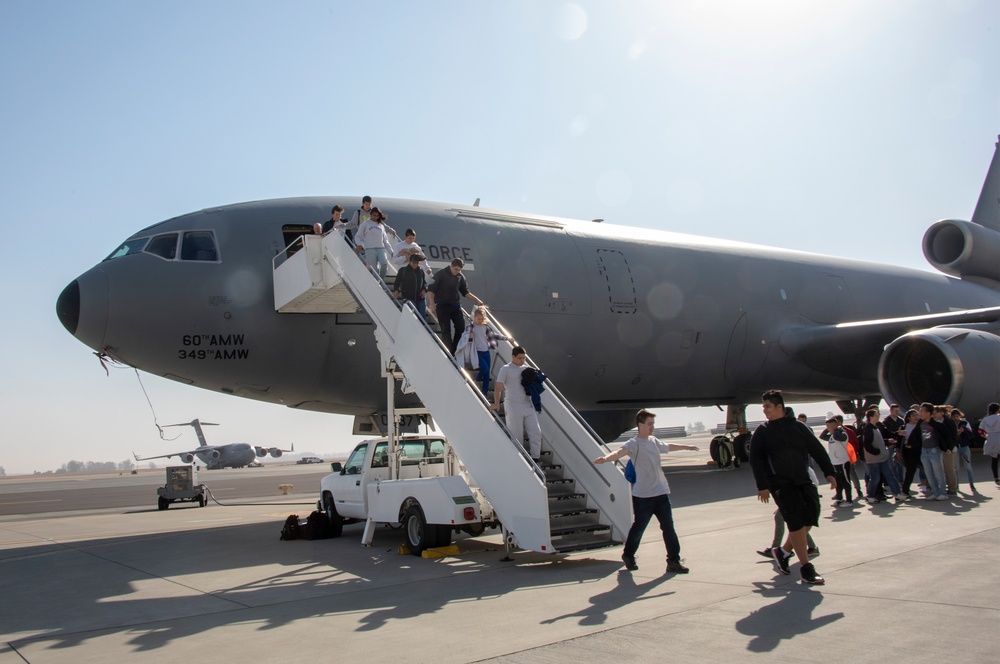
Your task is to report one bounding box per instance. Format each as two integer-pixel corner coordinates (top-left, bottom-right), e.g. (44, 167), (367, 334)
(749, 390), (837, 585)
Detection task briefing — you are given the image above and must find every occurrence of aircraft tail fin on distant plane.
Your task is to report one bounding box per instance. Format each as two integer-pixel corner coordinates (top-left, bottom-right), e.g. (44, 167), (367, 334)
(970, 135), (1000, 233)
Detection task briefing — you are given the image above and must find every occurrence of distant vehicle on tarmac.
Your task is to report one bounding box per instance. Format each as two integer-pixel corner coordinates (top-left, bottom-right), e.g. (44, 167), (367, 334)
(247, 460), (264, 467)
(297, 456), (324, 465)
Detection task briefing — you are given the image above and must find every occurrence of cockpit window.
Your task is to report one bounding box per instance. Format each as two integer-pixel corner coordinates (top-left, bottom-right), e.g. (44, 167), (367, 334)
(104, 237), (149, 261)
(181, 231), (219, 261)
(144, 233), (179, 260)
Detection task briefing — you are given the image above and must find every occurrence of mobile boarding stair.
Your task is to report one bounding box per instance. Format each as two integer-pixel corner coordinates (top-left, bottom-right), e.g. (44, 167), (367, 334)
(273, 233), (632, 554)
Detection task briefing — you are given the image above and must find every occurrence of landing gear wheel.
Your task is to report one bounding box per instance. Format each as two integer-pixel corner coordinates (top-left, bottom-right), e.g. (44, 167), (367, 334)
(158, 496), (169, 511)
(709, 436), (726, 466)
(404, 505), (432, 556)
(323, 494), (344, 538)
(198, 494), (207, 507)
(716, 442), (733, 469)
(734, 433), (751, 463)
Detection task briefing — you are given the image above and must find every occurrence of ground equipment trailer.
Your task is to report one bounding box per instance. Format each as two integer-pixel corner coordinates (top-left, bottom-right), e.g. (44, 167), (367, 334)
(157, 465), (207, 510)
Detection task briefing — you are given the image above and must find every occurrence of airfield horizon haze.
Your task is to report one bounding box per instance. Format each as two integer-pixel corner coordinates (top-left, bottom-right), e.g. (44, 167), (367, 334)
(1, 1), (998, 475)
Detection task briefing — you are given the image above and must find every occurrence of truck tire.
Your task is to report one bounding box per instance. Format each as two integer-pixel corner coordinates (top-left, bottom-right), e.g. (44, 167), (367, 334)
(433, 525), (452, 549)
(403, 505), (433, 555)
(198, 493), (207, 507)
(158, 496), (169, 511)
(323, 493), (344, 538)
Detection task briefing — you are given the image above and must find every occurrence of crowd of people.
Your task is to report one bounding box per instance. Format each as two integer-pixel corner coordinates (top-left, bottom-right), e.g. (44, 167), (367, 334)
(749, 392), (1000, 586)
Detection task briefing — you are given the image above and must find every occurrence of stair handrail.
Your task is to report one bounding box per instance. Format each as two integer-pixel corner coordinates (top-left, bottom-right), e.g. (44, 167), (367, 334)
(319, 240), (545, 483)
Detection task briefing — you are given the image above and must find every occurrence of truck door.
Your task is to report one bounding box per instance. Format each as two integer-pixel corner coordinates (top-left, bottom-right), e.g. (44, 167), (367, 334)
(334, 442), (369, 518)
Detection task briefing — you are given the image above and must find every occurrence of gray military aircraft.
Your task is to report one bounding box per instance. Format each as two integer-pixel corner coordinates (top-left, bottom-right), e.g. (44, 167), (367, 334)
(133, 419), (292, 469)
(58, 138), (1000, 448)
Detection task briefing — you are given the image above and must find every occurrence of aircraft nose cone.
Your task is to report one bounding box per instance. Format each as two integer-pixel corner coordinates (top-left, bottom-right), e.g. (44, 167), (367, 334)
(56, 280), (80, 335)
(56, 269), (109, 350)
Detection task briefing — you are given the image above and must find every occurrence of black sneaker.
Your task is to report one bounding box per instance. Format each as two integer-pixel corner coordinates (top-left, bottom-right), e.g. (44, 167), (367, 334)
(800, 563), (825, 585)
(756, 548), (775, 559)
(666, 561), (689, 574)
(622, 553), (638, 571)
(770, 547), (791, 575)
(807, 547), (820, 559)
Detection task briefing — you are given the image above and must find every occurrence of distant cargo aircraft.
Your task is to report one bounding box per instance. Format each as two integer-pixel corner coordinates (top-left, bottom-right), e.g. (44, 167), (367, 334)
(133, 419), (292, 470)
(59, 137), (1000, 446)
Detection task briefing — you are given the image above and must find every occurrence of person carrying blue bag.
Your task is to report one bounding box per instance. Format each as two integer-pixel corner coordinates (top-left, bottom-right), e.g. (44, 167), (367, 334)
(593, 409), (700, 574)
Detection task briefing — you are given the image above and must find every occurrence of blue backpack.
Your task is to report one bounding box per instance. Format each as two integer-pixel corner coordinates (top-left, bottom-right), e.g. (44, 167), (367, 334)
(624, 460), (636, 484)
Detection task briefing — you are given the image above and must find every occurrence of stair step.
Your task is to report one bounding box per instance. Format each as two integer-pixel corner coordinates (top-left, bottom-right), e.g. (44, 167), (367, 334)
(552, 533), (620, 554)
(548, 506), (598, 519)
(549, 522), (611, 538)
(547, 494), (588, 511)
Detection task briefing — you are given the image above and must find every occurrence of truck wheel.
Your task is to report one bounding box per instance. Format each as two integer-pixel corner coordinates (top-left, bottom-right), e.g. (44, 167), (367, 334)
(433, 525), (452, 549)
(403, 505), (433, 555)
(323, 493), (344, 538)
(158, 496), (169, 511)
(198, 493), (207, 507)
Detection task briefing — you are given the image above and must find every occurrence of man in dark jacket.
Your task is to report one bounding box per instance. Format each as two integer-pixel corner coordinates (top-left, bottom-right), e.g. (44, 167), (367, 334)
(750, 390), (836, 585)
(427, 258), (484, 354)
(393, 254), (428, 319)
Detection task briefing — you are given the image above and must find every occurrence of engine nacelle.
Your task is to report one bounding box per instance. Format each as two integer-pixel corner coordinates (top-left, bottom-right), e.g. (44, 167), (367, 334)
(180, 453), (195, 464)
(207, 449), (221, 460)
(922, 219), (1000, 283)
(269, 448), (283, 458)
(878, 327), (1000, 416)
(255, 446), (267, 458)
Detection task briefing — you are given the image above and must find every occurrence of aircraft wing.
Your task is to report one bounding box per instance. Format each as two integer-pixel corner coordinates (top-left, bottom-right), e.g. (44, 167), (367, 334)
(133, 448), (205, 462)
(779, 305), (1000, 379)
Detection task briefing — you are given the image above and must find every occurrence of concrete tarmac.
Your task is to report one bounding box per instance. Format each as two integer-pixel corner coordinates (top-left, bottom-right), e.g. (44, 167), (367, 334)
(2, 440), (998, 663)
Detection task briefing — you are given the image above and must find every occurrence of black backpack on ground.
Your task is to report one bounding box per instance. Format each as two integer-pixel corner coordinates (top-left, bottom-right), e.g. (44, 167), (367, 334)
(280, 514), (301, 541)
(300, 510), (333, 540)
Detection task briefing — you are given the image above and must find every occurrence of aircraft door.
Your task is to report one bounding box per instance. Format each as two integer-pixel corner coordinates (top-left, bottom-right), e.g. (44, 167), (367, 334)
(595, 249), (637, 314)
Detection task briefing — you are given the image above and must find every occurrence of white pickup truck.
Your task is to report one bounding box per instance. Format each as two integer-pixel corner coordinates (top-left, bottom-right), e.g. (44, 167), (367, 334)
(318, 435), (493, 554)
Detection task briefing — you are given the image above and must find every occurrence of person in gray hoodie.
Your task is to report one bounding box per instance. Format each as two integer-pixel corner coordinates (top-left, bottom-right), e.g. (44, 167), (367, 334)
(860, 408), (907, 504)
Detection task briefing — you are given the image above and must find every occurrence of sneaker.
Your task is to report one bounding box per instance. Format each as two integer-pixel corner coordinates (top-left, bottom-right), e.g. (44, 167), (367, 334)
(757, 548), (776, 559)
(994, 478), (1000, 487)
(934, 494), (949, 501)
(894, 493), (909, 503)
(800, 563), (825, 585)
(970, 484), (977, 493)
(621, 553), (638, 571)
(836, 500), (853, 507)
(666, 561), (689, 574)
(865, 496), (879, 505)
(807, 547), (820, 559)
(770, 547), (791, 575)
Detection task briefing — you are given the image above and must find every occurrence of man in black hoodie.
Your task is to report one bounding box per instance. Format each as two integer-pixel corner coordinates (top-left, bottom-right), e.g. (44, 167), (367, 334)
(750, 390), (837, 585)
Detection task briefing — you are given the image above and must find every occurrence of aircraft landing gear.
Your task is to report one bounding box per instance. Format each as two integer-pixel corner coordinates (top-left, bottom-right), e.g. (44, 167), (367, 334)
(709, 433), (743, 469)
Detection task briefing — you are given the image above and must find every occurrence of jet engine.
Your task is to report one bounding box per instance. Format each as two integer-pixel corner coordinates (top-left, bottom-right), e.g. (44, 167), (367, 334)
(255, 446), (283, 458)
(180, 453), (195, 464)
(922, 219), (1000, 283)
(207, 449), (221, 460)
(878, 327), (1000, 415)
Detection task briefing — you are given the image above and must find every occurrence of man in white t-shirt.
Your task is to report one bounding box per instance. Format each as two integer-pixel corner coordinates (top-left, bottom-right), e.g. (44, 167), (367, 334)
(491, 346), (542, 459)
(594, 409), (699, 573)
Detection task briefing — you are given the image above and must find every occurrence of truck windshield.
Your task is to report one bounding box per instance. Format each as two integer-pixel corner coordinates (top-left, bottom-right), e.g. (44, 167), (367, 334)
(343, 444), (368, 475)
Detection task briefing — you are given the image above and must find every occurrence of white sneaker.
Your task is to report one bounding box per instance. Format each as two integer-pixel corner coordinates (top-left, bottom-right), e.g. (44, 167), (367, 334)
(836, 500), (853, 507)
(934, 494), (949, 501)
(865, 496), (879, 504)
(894, 493), (909, 502)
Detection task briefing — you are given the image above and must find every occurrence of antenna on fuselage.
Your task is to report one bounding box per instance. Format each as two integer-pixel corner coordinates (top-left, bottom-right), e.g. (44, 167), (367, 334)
(161, 419), (220, 447)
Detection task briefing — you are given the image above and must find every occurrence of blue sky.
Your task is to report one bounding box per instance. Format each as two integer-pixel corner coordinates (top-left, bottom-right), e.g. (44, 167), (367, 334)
(1, 1), (998, 475)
